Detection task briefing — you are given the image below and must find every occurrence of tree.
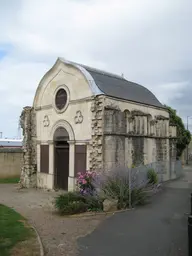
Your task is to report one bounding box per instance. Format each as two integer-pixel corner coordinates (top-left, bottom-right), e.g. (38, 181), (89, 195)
(165, 105), (191, 157)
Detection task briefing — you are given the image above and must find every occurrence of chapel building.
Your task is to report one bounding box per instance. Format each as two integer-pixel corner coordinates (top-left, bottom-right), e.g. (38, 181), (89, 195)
(20, 58), (177, 190)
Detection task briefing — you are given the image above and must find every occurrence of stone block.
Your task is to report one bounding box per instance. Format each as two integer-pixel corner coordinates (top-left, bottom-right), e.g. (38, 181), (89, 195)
(103, 199), (118, 212)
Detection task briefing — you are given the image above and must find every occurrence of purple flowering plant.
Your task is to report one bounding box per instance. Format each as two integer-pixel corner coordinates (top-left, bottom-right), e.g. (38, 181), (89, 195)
(76, 171), (97, 196)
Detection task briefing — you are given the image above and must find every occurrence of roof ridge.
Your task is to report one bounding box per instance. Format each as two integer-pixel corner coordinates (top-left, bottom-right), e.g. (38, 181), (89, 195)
(81, 64), (124, 80)
(59, 57), (124, 80)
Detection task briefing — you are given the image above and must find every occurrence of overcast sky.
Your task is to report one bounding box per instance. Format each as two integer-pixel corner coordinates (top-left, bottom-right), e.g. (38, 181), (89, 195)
(0, 0), (192, 138)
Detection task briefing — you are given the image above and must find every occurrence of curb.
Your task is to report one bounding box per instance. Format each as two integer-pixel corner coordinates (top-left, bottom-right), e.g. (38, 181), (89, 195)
(30, 224), (44, 256)
(60, 208), (134, 218)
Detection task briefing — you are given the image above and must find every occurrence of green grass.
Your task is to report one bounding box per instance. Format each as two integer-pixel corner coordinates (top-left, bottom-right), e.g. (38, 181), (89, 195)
(0, 204), (33, 256)
(0, 177), (20, 184)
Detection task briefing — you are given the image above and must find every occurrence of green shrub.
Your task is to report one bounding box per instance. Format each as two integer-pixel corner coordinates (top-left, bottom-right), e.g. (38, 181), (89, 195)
(103, 177), (125, 198)
(101, 174), (146, 209)
(55, 192), (86, 215)
(59, 201), (88, 215)
(147, 168), (158, 184)
(55, 192), (103, 215)
(116, 188), (147, 209)
(131, 188), (147, 207)
(85, 195), (104, 212)
(102, 176), (129, 209)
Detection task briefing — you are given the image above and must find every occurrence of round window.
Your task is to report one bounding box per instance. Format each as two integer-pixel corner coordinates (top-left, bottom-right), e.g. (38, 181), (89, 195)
(55, 89), (67, 110)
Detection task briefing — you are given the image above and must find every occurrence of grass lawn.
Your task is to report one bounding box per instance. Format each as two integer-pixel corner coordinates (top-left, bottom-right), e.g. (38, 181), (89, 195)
(0, 177), (20, 184)
(0, 204), (34, 256)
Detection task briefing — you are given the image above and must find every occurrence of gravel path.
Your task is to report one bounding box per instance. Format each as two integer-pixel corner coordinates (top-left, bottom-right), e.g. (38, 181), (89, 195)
(0, 185), (106, 256)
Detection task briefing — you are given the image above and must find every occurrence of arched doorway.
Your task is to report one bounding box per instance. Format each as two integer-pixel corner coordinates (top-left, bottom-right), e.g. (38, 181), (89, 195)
(54, 127), (69, 190)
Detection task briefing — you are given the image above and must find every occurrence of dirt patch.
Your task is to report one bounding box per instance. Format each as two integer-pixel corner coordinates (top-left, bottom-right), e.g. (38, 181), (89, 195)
(11, 237), (40, 256)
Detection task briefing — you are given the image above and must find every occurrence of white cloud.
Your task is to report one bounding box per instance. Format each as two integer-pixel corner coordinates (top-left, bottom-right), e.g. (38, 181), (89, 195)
(152, 81), (189, 104)
(0, 0), (192, 136)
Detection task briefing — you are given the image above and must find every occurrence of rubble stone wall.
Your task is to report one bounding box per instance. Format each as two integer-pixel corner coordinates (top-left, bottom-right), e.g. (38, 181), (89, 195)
(89, 95), (105, 171)
(19, 106), (37, 188)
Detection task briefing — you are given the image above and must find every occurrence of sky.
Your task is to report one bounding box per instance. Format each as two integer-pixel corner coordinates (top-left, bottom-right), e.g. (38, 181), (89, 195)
(0, 0), (192, 138)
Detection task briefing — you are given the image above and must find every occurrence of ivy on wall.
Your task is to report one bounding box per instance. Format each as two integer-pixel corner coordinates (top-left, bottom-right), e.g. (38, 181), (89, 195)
(165, 105), (191, 157)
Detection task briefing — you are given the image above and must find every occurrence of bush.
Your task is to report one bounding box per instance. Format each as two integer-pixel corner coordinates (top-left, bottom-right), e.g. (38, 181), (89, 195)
(98, 168), (147, 210)
(76, 171), (97, 195)
(85, 195), (104, 212)
(147, 168), (158, 185)
(58, 201), (88, 215)
(102, 176), (129, 209)
(131, 188), (147, 207)
(103, 178), (147, 209)
(55, 192), (85, 215)
(55, 191), (103, 215)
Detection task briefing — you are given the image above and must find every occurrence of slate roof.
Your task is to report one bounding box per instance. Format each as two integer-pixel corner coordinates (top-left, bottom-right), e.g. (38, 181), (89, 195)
(81, 64), (163, 108)
(59, 58), (163, 108)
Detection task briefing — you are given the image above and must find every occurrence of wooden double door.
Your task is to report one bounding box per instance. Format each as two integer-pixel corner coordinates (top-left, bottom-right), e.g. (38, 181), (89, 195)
(54, 141), (69, 190)
(54, 142), (87, 190)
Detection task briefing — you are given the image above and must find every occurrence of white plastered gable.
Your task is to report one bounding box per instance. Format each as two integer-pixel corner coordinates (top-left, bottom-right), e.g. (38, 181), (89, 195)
(33, 58), (95, 109)
(33, 58), (96, 142)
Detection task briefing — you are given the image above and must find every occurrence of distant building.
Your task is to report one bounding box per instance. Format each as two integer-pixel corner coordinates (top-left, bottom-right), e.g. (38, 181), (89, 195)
(0, 139), (22, 148)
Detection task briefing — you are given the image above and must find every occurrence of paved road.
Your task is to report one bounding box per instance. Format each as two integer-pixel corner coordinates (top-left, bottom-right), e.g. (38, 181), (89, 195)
(78, 167), (192, 256)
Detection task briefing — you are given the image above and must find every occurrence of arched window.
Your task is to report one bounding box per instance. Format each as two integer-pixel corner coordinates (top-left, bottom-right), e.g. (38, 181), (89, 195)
(54, 127), (69, 141)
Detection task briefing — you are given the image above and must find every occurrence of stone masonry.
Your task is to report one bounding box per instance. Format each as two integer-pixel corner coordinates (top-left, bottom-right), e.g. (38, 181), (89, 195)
(20, 98), (177, 187)
(89, 95), (105, 171)
(19, 106), (37, 188)
(101, 103), (177, 171)
(103, 103), (126, 170)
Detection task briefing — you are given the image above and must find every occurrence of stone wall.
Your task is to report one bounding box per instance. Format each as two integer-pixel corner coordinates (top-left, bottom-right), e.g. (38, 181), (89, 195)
(104, 135), (125, 170)
(156, 138), (168, 161)
(103, 105), (126, 170)
(132, 137), (144, 166)
(0, 148), (23, 178)
(89, 95), (105, 171)
(102, 103), (176, 171)
(19, 106), (37, 188)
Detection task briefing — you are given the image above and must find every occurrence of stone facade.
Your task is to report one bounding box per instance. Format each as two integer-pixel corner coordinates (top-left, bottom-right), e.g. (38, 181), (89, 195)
(89, 95), (104, 172)
(19, 58), (177, 190)
(100, 97), (177, 171)
(20, 106), (37, 188)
